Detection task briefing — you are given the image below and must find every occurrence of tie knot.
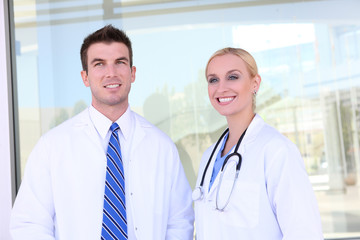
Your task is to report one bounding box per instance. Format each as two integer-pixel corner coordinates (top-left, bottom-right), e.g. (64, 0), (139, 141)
(110, 122), (120, 132)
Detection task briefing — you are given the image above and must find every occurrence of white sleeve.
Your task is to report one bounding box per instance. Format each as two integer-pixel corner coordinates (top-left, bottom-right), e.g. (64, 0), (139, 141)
(265, 141), (324, 240)
(165, 146), (195, 240)
(10, 136), (56, 240)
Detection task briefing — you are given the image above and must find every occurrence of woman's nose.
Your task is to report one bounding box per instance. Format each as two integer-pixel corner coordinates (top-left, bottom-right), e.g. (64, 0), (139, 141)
(217, 79), (228, 92)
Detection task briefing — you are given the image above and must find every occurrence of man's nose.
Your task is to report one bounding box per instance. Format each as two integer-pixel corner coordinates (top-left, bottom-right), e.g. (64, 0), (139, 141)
(105, 64), (117, 77)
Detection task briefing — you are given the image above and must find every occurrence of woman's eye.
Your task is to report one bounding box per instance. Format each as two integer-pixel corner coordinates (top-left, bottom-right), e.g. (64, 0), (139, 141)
(228, 75), (239, 80)
(208, 78), (218, 84)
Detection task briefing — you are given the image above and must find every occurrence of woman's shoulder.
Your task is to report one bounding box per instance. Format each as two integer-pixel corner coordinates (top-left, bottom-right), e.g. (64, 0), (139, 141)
(255, 116), (299, 152)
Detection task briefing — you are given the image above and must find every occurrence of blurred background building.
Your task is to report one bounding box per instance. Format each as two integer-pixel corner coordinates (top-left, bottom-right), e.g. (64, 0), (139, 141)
(1, 0), (360, 239)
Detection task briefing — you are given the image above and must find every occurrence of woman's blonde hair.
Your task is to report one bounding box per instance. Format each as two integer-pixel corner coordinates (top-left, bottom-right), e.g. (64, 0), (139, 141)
(206, 47), (258, 77)
(205, 47), (260, 111)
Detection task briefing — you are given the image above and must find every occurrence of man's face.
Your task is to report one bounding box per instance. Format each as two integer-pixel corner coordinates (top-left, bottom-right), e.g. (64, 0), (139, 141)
(81, 42), (136, 114)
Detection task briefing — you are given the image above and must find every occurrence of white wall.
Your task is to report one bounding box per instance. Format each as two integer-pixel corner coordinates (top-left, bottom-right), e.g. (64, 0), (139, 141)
(0, 0), (13, 239)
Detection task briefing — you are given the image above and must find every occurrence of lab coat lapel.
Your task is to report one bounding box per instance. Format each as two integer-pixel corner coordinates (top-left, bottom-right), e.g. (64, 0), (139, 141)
(207, 173), (220, 197)
(244, 114), (264, 145)
(74, 108), (104, 153)
(129, 112), (145, 157)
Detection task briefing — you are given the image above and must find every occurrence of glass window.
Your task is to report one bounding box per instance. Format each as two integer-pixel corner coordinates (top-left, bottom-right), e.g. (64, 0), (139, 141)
(12, 0), (360, 238)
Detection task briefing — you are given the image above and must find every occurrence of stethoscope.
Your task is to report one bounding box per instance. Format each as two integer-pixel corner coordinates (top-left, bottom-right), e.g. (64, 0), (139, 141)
(192, 128), (247, 211)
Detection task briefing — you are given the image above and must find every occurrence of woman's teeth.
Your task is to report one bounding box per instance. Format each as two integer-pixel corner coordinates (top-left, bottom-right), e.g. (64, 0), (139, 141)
(218, 97), (234, 103)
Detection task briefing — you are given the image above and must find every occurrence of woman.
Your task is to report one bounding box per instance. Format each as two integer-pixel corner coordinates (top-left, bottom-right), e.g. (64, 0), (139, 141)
(193, 47), (323, 239)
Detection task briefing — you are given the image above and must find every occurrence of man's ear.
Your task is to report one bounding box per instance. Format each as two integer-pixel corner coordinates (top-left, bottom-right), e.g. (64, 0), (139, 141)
(81, 70), (90, 87)
(131, 66), (136, 83)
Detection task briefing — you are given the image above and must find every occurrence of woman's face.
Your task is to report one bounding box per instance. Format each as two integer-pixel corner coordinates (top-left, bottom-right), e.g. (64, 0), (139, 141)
(206, 54), (260, 118)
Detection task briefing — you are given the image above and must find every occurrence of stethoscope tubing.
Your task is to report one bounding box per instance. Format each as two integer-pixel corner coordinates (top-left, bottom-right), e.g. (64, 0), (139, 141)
(192, 128), (247, 203)
(199, 128), (229, 188)
(215, 156), (240, 211)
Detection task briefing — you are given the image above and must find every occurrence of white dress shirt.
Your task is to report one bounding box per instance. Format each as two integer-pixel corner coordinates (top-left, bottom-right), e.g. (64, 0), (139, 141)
(89, 105), (138, 239)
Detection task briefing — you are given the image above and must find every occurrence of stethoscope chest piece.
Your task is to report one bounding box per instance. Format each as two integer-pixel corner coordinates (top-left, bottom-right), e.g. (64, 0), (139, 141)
(192, 186), (204, 201)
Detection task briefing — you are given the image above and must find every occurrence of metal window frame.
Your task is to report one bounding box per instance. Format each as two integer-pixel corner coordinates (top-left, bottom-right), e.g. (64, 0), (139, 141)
(0, 0), (18, 238)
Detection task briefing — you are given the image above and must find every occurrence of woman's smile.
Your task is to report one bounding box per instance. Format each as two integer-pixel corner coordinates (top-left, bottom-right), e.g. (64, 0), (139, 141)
(217, 96), (235, 103)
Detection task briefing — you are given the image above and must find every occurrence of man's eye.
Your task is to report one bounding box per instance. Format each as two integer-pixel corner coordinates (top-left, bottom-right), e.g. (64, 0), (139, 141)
(94, 62), (103, 67)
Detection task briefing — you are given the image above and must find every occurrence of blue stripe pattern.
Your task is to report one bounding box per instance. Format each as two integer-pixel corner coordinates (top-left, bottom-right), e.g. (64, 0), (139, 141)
(101, 123), (127, 240)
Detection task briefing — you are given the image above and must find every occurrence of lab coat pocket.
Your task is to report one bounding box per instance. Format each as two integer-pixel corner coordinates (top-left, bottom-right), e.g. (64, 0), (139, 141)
(219, 180), (260, 228)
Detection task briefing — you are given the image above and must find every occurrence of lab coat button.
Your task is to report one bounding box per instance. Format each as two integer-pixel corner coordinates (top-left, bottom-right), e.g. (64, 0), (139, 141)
(131, 192), (133, 196)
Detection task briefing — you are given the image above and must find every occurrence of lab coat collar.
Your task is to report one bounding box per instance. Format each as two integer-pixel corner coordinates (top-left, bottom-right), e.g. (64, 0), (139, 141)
(88, 105), (132, 141)
(243, 113), (265, 146)
(206, 114), (265, 197)
(72, 106), (144, 163)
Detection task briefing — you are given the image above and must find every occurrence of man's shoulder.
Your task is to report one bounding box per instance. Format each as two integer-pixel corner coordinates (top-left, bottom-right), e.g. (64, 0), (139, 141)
(43, 108), (89, 138)
(132, 110), (155, 129)
(131, 110), (172, 142)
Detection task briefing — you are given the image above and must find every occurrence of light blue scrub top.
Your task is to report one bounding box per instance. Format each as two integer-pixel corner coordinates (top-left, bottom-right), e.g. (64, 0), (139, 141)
(209, 133), (234, 190)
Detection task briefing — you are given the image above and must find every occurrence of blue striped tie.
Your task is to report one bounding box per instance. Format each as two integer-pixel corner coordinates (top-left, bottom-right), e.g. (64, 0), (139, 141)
(101, 123), (127, 240)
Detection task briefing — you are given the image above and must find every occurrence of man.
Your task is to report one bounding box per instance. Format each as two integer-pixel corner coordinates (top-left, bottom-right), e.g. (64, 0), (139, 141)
(10, 25), (194, 240)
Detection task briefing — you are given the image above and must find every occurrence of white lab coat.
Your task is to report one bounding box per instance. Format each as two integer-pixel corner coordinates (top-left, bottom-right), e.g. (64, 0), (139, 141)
(194, 114), (323, 240)
(10, 108), (194, 240)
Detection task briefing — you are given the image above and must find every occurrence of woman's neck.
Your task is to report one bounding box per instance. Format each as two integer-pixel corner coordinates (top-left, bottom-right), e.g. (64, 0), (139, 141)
(222, 111), (255, 156)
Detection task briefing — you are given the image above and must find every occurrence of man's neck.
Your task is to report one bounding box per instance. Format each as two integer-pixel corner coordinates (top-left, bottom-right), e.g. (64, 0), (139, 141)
(92, 103), (128, 122)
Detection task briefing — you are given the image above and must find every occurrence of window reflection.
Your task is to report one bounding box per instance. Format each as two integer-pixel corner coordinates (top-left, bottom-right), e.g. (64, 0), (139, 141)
(13, 0), (360, 238)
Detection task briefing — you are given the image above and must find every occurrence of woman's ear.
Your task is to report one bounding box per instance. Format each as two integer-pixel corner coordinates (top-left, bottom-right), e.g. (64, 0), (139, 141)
(253, 74), (261, 93)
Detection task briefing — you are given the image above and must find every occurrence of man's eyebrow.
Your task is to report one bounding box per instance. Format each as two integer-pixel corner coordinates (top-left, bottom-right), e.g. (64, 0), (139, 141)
(90, 57), (129, 65)
(116, 57), (129, 62)
(90, 58), (104, 64)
